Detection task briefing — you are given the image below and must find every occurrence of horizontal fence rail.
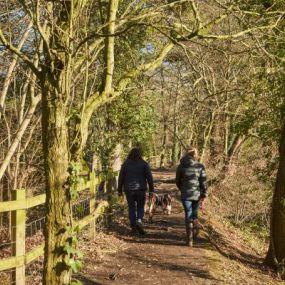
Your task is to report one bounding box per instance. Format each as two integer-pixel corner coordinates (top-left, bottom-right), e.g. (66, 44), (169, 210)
(0, 171), (117, 285)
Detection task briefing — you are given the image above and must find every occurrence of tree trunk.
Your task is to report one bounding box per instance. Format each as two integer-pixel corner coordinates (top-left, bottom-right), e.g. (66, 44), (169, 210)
(200, 111), (215, 163)
(41, 1), (74, 277)
(171, 89), (179, 166)
(42, 80), (72, 284)
(160, 120), (167, 168)
(265, 121), (285, 274)
(171, 124), (179, 165)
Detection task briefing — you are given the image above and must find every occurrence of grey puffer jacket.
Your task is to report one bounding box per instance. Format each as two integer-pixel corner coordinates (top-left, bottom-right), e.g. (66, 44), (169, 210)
(118, 159), (154, 193)
(175, 154), (207, 201)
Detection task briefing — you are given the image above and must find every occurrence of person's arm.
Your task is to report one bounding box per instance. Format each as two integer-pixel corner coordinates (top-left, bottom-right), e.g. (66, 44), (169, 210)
(117, 164), (125, 195)
(175, 165), (182, 189)
(199, 165), (208, 199)
(145, 163), (154, 194)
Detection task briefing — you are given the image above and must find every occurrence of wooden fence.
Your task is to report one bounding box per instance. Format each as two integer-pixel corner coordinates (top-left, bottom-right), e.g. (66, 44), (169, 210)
(0, 171), (115, 285)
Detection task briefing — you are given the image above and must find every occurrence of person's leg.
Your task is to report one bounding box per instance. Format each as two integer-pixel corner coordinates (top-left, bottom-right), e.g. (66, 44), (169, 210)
(136, 191), (146, 221)
(125, 191), (137, 230)
(182, 199), (193, 221)
(190, 200), (199, 220)
(182, 200), (193, 246)
(191, 200), (200, 238)
(135, 191), (146, 234)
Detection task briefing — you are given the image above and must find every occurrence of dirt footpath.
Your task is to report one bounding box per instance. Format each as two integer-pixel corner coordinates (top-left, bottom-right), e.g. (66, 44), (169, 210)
(78, 171), (221, 285)
(77, 171), (284, 285)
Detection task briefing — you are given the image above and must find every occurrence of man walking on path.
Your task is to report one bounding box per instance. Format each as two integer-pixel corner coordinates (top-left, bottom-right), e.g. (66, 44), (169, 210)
(118, 147), (154, 235)
(176, 147), (208, 246)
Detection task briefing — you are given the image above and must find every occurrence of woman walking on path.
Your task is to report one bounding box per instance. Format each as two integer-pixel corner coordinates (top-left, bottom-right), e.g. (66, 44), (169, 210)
(175, 147), (208, 246)
(118, 148), (154, 235)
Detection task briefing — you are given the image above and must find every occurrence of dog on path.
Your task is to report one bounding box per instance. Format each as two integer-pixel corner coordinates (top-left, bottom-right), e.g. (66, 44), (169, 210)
(147, 193), (172, 223)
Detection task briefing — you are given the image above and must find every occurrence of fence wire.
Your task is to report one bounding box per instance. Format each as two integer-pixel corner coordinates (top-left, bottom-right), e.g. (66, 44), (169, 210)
(0, 269), (16, 285)
(26, 217), (45, 238)
(0, 226), (16, 259)
(25, 257), (43, 285)
(72, 197), (90, 220)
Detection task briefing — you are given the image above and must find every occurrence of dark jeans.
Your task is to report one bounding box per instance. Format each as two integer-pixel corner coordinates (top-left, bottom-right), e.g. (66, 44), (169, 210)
(182, 200), (199, 221)
(125, 190), (146, 227)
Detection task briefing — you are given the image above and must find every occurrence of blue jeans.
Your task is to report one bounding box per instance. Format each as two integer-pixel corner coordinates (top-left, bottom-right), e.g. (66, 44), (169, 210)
(182, 200), (199, 221)
(125, 191), (146, 227)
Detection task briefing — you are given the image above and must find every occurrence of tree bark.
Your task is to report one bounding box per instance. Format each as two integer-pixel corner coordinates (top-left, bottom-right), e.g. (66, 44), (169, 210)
(200, 111), (215, 163)
(41, 1), (74, 283)
(265, 120), (285, 273)
(171, 124), (179, 165)
(160, 120), (167, 168)
(171, 90), (179, 166)
(41, 77), (72, 285)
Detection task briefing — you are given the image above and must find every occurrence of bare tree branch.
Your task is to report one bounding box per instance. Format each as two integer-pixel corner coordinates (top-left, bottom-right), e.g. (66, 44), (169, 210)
(0, 21), (33, 119)
(0, 27), (40, 77)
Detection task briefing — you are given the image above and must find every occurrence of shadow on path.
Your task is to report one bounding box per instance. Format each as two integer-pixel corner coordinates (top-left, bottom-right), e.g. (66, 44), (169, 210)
(77, 274), (104, 285)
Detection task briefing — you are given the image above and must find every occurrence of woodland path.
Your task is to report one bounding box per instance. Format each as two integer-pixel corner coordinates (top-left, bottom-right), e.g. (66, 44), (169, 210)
(77, 170), (222, 285)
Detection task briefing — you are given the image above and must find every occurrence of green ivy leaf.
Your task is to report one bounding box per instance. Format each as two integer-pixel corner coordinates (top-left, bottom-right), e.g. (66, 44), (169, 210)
(68, 259), (82, 273)
(76, 250), (83, 259)
(63, 245), (75, 256)
(72, 235), (78, 244)
(73, 225), (80, 233)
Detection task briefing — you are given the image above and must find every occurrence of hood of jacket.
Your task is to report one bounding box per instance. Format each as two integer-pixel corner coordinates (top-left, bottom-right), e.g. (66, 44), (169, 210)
(180, 154), (195, 167)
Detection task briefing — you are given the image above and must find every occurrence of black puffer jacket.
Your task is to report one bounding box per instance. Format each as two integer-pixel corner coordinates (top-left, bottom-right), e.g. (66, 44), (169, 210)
(175, 154), (207, 201)
(118, 159), (154, 193)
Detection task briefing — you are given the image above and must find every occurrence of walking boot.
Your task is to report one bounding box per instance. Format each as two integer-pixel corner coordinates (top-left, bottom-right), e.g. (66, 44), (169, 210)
(136, 219), (146, 235)
(185, 220), (193, 247)
(189, 221), (193, 247)
(185, 221), (190, 246)
(193, 219), (200, 239)
(130, 226), (137, 235)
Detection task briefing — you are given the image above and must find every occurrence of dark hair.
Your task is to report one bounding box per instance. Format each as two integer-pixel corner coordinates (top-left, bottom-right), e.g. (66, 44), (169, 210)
(127, 148), (142, 161)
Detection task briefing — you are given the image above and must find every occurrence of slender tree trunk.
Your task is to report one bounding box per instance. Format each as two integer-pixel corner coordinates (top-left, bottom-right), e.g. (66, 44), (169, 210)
(151, 136), (158, 167)
(171, 124), (179, 165)
(200, 111), (215, 163)
(171, 88), (179, 165)
(224, 93), (229, 158)
(265, 121), (285, 274)
(160, 119), (167, 168)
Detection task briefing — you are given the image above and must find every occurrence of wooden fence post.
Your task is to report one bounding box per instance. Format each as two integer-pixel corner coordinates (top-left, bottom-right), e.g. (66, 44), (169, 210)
(89, 172), (97, 239)
(11, 189), (26, 285)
